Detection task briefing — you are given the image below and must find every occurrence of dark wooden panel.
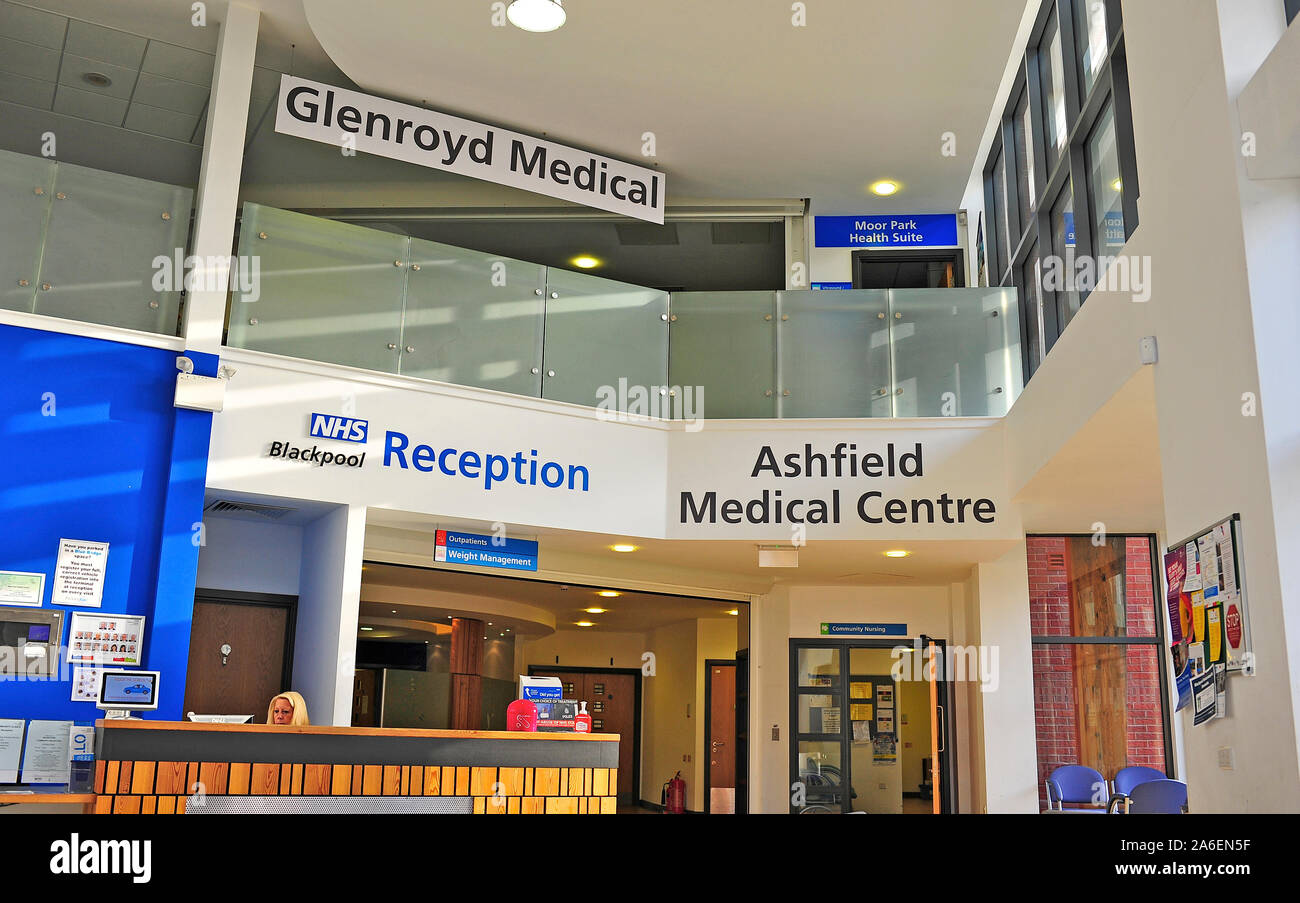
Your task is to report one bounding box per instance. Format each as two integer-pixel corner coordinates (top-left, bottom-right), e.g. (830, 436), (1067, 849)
(183, 599), (289, 721)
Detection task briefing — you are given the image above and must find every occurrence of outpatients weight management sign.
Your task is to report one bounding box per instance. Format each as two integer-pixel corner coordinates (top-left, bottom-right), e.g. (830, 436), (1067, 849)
(276, 76), (665, 223)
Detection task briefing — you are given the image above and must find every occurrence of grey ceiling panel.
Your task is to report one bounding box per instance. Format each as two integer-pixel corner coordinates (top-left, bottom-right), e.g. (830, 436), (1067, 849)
(0, 70), (55, 108)
(133, 72), (208, 114)
(52, 82), (126, 125)
(124, 101), (198, 142)
(57, 53), (137, 99)
(0, 35), (61, 81)
(64, 19), (145, 69)
(0, 1), (66, 49)
(140, 41), (213, 86)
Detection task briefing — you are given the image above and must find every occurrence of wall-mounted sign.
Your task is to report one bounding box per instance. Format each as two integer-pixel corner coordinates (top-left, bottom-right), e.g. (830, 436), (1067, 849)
(68, 612), (144, 667)
(435, 529), (538, 572)
(0, 571), (45, 607)
(814, 214), (959, 248)
(51, 539), (108, 608)
(811, 282), (853, 290)
(276, 76), (665, 224)
(820, 622), (907, 636)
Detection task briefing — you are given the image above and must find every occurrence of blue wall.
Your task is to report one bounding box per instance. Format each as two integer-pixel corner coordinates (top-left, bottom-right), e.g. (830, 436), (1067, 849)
(0, 323), (213, 722)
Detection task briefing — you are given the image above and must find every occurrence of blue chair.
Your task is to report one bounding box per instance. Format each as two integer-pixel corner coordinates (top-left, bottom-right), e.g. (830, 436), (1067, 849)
(1044, 765), (1109, 813)
(1126, 779), (1187, 814)
(1113, 765), (1166, 797)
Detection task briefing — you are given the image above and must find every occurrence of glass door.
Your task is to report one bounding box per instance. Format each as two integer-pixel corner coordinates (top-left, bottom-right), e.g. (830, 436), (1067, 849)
(790, 638), (955, 814)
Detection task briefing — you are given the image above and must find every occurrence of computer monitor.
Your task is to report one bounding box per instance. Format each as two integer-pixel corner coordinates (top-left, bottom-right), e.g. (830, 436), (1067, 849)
(97, 670), (160, 716)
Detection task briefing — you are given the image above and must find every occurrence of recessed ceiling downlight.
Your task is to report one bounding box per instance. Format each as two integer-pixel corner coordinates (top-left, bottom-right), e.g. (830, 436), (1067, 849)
(508, 0), (566, 32)
(870, 180), (900, 196)
(82, 72), (112, 88)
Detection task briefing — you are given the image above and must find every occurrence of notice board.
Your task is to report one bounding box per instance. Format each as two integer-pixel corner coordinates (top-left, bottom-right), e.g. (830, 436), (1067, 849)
(1164, 514), (1253, 677)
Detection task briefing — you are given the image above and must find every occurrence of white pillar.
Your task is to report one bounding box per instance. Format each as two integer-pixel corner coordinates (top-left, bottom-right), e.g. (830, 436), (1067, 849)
(294, 504), (366, 726)
(971, 544), (1038, 813)
(183, 2), (259, 353)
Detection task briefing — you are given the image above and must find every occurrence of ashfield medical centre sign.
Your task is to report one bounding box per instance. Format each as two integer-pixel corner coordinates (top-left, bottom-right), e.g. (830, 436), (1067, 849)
(275, 76), (665, 223)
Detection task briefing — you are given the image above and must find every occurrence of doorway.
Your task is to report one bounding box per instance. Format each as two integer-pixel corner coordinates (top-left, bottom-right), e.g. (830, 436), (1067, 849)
(789, 637), (956, 813)
(529, 666), (641, 805)
(853, 248), (966, 289)
(704, 659), (737, 813)
(183, 590), (296, 721)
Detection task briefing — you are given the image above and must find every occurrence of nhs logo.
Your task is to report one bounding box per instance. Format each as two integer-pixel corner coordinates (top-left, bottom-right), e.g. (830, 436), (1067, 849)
(309, 412), (368, 443)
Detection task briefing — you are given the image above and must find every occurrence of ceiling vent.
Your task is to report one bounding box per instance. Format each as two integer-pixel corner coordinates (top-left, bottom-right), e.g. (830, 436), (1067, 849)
(203, 499), (295, 520)
(710, 222), (776, 245)
(616, 222), (679, 245)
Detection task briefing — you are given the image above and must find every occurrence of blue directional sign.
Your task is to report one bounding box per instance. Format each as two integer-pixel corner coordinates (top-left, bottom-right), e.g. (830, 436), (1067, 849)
(815, 214), (958, 248)
(435, 529), (538, 571)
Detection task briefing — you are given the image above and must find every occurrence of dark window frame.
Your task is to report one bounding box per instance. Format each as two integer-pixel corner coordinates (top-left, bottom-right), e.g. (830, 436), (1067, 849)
(981, 0), (1139, 381)
(1027, 533), (1175, 779)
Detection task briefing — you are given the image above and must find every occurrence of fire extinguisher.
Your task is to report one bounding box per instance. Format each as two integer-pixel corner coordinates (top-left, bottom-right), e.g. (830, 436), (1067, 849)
(661, 771), (686, 814)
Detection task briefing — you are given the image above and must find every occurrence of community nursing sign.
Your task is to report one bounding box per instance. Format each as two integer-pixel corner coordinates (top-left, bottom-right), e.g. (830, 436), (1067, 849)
(435, 530), (538, 572)
(815, 214), (958, 248)
(276, 76), (665, 223)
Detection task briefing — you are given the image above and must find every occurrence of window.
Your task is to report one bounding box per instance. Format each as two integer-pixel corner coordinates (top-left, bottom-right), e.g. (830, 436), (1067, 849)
(1086, 103), (1125, 256)
(977, 0), (1137, 382)
(1028, 535), (1172, 811)
(1049, 184), (1079, 329)
(1075, 0), (1110, 97)
(1040, 9), (1069, 171)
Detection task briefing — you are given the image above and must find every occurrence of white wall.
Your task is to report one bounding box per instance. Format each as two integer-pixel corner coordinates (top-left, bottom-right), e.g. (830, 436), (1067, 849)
(293, 504), (366, 725)
(195, 516), (302, 596)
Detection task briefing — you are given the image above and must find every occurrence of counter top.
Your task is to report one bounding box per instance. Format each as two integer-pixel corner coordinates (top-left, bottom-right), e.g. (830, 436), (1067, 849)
(95, 720), (618, 742)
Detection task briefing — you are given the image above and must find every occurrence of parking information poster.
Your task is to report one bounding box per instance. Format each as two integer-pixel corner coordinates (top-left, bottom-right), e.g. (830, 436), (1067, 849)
(68, 612), (145, 666)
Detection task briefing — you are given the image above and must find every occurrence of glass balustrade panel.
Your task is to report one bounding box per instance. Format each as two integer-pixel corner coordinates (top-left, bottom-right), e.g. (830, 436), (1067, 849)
(667, 291), (776, 420)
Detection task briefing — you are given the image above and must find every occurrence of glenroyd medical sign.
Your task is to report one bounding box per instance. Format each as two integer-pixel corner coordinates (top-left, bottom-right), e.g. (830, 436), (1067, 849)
(275, 75), (665, 223)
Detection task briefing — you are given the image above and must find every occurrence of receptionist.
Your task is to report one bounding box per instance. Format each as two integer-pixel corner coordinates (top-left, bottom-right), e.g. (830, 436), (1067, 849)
(268, 691), (310, 726)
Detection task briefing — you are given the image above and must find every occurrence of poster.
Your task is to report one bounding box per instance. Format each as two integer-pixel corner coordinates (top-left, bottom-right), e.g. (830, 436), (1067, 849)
(821, 707), (841, 733)
(69, 726), (95, 762)
(876, 685), (894, 708)
(876, 710), (895, 734)
(1198, 534), (1220, 600)
(1173, 662), (1193, 712)
(0, 571), (45, 607)
(1192, 668), (1217, 725)
(849, 682), (872, 699)
(1206, 605), (1223, 664)
(0, 719), (24, 782)
(850, 704), (873, 721)
(852, 721), (872, 745)
(67, 612), (145, 666)
(1213, 663), (1227, 720)
(872, 734), (897, 765)
(20, 720), (72, 784)
(71, 666), (105, 702)
(51, 539), (109, 608)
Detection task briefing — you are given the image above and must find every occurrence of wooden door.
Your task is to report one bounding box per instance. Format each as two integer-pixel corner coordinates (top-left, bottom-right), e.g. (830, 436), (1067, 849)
(707, 662), (736, 813)
(587, 673), (635, 800)
(183, 598), (290, 721)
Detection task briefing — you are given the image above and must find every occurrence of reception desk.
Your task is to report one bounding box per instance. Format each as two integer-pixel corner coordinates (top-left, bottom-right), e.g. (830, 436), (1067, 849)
(93, 721), (619, 814)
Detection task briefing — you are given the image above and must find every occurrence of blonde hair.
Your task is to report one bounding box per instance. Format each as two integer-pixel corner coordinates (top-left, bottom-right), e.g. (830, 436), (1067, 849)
(267, 691), (310, 726)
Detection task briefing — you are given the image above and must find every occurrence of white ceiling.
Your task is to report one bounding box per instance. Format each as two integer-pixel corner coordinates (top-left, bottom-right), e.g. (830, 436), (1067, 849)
(299, 0), (1029, 213)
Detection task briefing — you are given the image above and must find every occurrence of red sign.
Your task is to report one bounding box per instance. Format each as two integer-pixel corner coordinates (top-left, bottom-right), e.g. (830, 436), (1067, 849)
(1226, 603), (1242, 648)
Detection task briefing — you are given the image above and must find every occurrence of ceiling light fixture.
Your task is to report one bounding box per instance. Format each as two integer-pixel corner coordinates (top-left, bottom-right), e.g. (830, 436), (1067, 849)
(870, 180), (900, 196)
(727, 609), (739, 616)
(360, 626), (374, 631)
(585, 607), (607, 614)
(611, 544), (637, 553)
(597, 590), (620, 598)
(507, 0), (566, 32)
(571, 255), (600, 269)
(82, 72), (112, 88)
(576, 620), (595, 627)
(883, 549), (910, 558)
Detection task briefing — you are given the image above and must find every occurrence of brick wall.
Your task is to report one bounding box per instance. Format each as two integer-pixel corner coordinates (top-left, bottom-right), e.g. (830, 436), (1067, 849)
(1029, 536), (1167, 809)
